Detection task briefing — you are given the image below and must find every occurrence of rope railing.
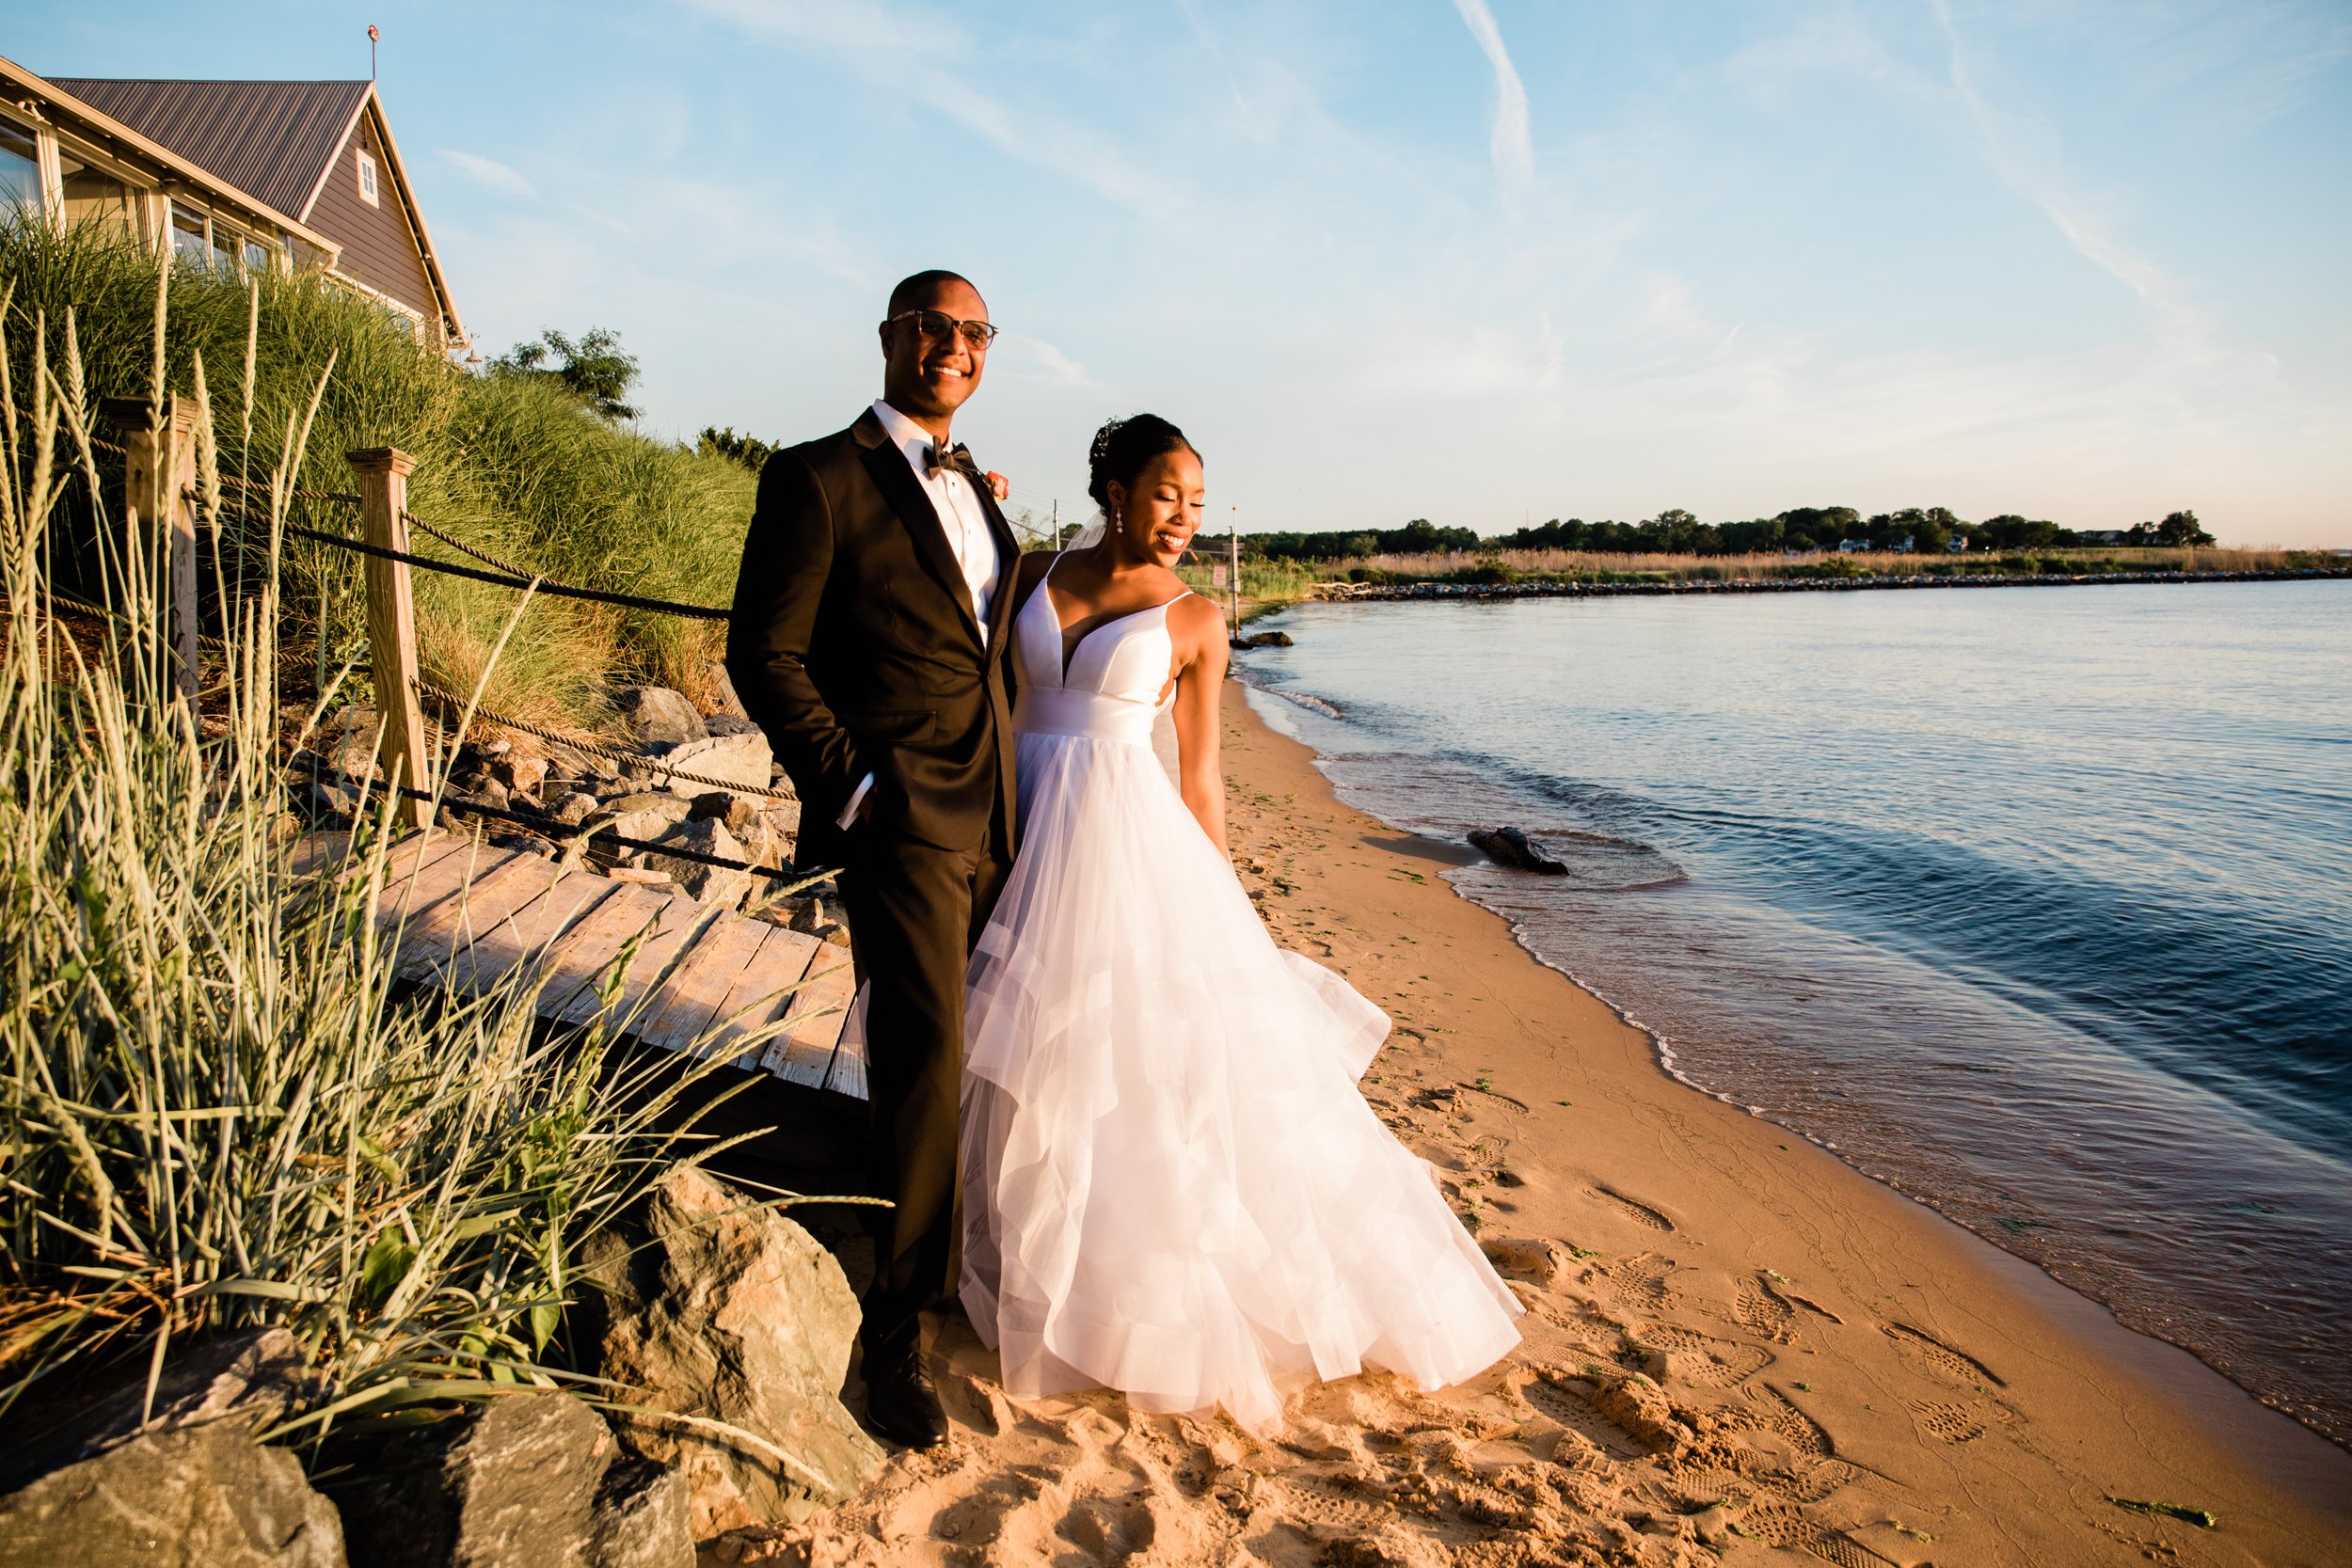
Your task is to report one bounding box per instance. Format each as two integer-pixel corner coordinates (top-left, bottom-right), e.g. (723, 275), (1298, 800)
(386, 783), (812, 887)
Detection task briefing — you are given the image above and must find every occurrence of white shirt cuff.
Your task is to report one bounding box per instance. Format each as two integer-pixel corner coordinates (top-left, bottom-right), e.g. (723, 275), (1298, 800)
(835, 771), (875, 831)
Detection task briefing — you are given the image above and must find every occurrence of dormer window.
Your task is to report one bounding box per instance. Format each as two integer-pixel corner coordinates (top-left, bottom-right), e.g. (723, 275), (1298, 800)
(357, 148), (378, 206)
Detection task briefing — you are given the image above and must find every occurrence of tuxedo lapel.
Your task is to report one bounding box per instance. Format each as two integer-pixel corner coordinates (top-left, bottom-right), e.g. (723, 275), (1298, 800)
(853, 412), (983, 644)
(975, 483), (1023, 650)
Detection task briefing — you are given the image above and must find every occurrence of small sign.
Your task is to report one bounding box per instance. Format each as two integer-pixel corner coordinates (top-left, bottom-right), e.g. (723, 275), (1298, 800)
(1209, 562), (1229, 587)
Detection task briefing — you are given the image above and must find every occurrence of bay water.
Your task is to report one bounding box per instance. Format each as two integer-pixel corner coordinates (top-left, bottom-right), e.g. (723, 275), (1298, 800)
(1236, 579), (2352, 1443)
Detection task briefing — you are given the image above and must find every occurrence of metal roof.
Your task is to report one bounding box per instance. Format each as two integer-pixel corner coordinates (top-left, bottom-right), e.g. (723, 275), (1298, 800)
(48, 78), (371, 221)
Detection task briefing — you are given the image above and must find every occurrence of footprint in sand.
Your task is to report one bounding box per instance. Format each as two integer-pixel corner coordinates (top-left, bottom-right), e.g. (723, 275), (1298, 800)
(1638, 1323), (1774, 1387)
(1734, 1275), (1800, 1344)
(1590, 1183), (1677, 1232)
(1732, 1499), (1903, 1567)
(1883, 1321), (2006, 1389)
(1905, 1397), (2015, 1446)
(1592, 1250), (1677, 1310)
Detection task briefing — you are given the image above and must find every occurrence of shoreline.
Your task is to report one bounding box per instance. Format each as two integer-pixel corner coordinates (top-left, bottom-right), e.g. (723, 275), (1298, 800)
(765, 687), (2352, 1567)
(1211, 685), (2352, 1557)
(1311, 564), (2351, 603)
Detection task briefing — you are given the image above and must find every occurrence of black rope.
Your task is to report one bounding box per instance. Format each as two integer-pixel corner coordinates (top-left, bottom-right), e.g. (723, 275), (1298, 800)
(387, 784), (823, 886)
(276, 522), (731, 620)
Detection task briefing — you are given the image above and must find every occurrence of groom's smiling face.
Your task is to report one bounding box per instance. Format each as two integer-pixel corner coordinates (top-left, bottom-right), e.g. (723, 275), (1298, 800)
(881, 277), (991, 425)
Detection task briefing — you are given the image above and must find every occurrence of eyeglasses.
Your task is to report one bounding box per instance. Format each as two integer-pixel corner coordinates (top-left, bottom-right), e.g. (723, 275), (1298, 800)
(886, 309), (1000, 349)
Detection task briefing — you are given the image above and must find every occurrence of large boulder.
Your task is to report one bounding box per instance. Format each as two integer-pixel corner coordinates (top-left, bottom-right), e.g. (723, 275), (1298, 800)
(587, 792), (694, 849)
(613, 689), (706, 747)
(643, 733), (773, 798)
(586, 1168), (882, 1538)
(329, 1393), (690, 1568)
(0, 1420), (346, 1568)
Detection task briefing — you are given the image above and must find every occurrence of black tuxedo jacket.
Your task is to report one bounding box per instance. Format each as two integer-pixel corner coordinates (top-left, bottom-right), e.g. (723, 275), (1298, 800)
(725, 408), (1021, 869)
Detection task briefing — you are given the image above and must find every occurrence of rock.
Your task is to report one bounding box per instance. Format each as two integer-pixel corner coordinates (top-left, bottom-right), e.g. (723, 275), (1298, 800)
(614, 688), (706, 747)
(1467, 826), (1568, 874)
(458, 775), (511, 812)
(787, 896), (828, 936)
(492, 753), (548, 796)
(589, 793), (695, 847)
(686, 792), (763, 838)
(760, 801), (803, 838)
(325, 706), (385, 783)
(588, 1168), (884, 1537)
(644, 817), (752, 906)
(699, 660), (749, 722)
(588, 1461), (693, 1568)
(550, 791), (600, 827)
(329, 1393), (692, 1568)
(1240, 629), (1294, 648)
(644, 733), (772, 798)
(0, 1420), (346, 1568)
(0, 1329), (314, 1491)
(700, 713), (758, 738)
(306, 779), (359, 823)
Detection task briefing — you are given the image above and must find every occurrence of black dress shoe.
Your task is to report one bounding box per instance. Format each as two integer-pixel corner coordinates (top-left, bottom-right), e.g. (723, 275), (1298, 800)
(862, 1338), (947, 1449)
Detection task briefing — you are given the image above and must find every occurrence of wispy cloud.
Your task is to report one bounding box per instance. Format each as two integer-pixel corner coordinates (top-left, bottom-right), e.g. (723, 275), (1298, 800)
(1451, 0), (1533, 194)
(439, 150), (533, 198)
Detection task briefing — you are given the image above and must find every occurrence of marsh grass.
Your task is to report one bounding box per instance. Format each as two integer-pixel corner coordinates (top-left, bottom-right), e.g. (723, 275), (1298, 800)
(0, 265), (820, 1447)
(1, 216), (754, 733)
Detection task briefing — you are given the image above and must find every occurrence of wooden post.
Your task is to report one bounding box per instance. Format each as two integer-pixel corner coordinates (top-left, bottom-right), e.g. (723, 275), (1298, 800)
(1228, 507), (1242, 640)
(100, 394), (200, 701)
(348, 447), (431, 832)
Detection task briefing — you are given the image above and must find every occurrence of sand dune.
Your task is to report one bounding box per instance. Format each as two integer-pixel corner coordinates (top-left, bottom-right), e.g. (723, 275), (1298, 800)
(718, 689), (2352, 1567)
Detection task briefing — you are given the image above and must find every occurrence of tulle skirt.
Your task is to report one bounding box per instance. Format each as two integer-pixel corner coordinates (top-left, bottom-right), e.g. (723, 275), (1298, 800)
(960, 729), (1522, 1435)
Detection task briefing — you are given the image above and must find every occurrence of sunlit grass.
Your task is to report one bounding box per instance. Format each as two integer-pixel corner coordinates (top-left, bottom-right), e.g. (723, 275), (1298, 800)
(0, 261), (800, 1445)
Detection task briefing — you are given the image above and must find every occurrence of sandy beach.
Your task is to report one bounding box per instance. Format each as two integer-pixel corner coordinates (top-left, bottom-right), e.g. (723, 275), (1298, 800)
(745, 685), (2352, 1568)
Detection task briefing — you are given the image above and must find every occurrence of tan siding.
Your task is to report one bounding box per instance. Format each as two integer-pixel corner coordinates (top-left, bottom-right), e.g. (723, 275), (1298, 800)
(307, 113), (433, 320)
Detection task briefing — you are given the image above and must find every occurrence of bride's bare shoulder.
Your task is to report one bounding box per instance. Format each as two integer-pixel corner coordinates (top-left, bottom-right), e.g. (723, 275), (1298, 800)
(1167, 592), (1230, 657)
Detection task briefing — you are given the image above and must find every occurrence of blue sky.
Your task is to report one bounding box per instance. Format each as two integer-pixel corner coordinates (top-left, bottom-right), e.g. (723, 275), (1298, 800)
(13, 1), (2350, 544)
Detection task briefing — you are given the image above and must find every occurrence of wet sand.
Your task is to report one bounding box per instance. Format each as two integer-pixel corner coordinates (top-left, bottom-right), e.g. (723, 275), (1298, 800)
(740, 685), (2352, 1567)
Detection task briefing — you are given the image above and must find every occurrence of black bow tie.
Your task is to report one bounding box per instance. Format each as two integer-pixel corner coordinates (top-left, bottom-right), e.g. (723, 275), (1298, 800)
(923, 440), (975, 482)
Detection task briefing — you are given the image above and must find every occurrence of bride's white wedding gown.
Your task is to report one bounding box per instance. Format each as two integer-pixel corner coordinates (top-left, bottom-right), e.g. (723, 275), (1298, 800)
(959, 571), (1522, 1434)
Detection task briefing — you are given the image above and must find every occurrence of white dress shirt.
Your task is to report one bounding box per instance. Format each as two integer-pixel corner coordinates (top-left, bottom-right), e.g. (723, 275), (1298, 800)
(836, 400), (1007, 829)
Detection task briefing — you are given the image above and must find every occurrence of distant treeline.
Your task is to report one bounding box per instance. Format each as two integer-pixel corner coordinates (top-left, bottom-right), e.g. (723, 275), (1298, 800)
(1248, 507), (2214, 560)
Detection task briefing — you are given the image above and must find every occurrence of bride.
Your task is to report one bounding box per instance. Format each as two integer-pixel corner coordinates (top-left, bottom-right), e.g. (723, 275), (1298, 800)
(959, 415), (1522, 1435)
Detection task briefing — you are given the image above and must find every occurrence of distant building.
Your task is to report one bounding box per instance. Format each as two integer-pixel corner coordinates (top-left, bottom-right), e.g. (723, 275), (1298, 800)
(1946, 534), (1969, 552)
(0, 54), (464, 348)
(2075, 530), (2130, 546)
(1836, 539), (1870, 553)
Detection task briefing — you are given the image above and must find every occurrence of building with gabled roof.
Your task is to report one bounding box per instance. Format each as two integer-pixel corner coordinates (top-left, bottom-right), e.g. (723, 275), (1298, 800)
(0, 55), (464, 348)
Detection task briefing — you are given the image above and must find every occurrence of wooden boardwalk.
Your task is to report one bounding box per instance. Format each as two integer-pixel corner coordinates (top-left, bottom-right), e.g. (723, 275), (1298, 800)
(301, 831), (864, 1100)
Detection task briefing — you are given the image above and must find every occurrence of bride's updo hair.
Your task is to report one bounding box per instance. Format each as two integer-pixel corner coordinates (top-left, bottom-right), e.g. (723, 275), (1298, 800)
(1087, 414), (1198, 515)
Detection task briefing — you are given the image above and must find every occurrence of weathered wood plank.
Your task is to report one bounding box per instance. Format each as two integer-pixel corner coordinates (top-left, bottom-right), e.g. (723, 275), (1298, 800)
(639, 914), (777, 1059)
(393, 852), (559, 985)
(373, 832), (510, 931)
(708, 924), (824, 1074)
(433, 866), (620, 998)
(547, 891), (721, 1032)
(781, 953), (857, 1090)
(536, 882), (684, 1025)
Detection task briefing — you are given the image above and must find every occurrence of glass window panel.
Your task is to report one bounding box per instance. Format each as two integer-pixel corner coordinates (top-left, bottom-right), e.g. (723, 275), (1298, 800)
(0, 118), (41, 216)
(58, 150), (133, 233)
(213, 227), (235, 274)
(171, 205), (211, 269)
(244, 238), (270, 273)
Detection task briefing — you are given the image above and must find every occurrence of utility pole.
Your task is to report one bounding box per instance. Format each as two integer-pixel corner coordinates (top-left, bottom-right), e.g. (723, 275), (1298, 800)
(1053, 498), (1061, 549)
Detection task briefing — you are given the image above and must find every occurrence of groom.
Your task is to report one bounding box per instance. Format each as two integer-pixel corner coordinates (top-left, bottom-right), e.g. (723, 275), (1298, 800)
(725, 270), (1020, 1448)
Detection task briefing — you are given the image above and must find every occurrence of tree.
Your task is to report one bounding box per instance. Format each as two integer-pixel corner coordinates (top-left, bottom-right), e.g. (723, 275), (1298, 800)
(489, 326), (642, 420)
(2153, 509), (2215, 546)
(697, 425), (776, 471)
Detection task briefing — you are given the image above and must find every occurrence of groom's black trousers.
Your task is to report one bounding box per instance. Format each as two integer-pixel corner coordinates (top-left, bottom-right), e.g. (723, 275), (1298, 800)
(834, 800), (1011, 1358)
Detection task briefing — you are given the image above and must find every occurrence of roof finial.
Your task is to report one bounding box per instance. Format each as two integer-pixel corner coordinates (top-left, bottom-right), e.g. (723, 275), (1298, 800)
(368, 24), (379, 83)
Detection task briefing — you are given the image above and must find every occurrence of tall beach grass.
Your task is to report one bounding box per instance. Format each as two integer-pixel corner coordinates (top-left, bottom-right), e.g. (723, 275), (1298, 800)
(0, 215), (754, 734)
(0, 263), (799, 1446)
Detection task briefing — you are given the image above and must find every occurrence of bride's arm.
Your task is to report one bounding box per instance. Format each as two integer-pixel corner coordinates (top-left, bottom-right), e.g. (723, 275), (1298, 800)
(1168, 595), (1232, 851)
